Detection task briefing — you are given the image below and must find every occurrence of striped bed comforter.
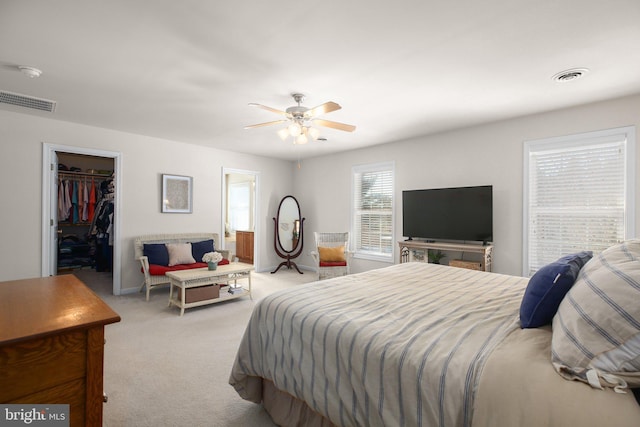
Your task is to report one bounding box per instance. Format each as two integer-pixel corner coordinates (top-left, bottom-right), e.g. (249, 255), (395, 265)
(229, 262), (528, 427)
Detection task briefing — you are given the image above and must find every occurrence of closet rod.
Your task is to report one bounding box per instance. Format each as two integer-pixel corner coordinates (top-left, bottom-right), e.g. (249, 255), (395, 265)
(58, 171), (111, 179)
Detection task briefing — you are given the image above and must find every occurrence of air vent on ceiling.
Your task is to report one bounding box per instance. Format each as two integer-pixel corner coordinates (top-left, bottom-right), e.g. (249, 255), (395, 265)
(552, 68), (590, 83)
(0, 90), (57, 112)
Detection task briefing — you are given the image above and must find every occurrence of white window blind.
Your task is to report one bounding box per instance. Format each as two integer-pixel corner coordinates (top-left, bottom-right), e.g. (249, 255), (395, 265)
(352, 162), (394, 261)
(523, 127), (635, 276)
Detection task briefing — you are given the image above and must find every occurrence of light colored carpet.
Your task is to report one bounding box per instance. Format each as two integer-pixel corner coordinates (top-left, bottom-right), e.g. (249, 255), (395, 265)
(74, 268), (316, 427)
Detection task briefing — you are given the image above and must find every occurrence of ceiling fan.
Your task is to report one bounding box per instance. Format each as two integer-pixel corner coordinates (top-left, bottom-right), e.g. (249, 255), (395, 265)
(244, 93), (356, 144)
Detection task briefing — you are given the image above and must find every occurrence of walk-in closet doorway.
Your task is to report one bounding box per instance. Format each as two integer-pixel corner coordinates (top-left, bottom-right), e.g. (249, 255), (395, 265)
(42, 143), (122, 295)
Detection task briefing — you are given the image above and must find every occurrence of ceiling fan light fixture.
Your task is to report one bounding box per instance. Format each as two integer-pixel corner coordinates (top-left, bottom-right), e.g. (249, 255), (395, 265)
(277, 128), (289, 141)
(245, 92), (355, 145)
(288, 122), (302, 137)
(308, 127), (320, 140)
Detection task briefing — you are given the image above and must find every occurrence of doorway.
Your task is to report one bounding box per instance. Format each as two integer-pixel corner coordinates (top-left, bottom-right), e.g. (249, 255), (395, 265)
(42, 143), (122, 295)
(221, 168), (259, 269)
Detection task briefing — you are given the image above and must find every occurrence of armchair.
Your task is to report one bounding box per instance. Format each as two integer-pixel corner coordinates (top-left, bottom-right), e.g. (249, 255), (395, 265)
(310, 232), (352, 280)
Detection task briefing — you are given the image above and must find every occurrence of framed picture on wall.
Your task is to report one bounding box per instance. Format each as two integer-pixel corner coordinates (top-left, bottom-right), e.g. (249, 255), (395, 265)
(162, 174), (192, 213)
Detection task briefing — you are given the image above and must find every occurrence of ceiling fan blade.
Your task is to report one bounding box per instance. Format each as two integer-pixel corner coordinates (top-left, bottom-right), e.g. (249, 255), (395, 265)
(305, 101), (341, 117)
(244, 120), (287, 129)
(313, 119), (356, 132)
(248, 103), (288, 116)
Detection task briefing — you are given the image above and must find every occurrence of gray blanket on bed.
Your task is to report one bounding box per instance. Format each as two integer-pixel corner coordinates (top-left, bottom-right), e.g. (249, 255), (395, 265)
(230, 262), (526, 427)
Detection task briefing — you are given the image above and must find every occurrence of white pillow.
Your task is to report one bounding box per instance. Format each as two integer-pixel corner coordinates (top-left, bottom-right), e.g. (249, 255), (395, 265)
(551, 240), (640, 392)
(166, 243), (196, 266)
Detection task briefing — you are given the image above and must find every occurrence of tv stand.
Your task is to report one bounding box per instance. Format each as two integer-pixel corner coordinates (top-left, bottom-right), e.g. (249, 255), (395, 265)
(398, 240), (493, 272)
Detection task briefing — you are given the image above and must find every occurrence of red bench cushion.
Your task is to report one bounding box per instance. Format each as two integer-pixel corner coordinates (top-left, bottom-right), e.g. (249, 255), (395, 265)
(147, 258), (229, 276)
(319, 261), (347, 267)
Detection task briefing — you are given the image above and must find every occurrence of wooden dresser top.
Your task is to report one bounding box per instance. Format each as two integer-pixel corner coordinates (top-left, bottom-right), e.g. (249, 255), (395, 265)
(0, 275), (121, 345)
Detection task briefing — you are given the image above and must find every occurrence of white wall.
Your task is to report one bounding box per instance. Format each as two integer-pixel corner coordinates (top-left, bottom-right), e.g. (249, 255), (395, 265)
(0, 109), (296, 292)
(293, 93), (640, 276)
(1, 93), (638, 289)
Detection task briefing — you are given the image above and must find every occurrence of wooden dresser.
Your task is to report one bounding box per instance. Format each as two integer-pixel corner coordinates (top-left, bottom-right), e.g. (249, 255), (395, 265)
(0, 275), (120, 427)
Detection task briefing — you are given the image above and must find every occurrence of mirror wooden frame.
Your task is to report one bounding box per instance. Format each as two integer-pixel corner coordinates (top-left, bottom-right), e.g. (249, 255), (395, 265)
(271, 195), (305, 274)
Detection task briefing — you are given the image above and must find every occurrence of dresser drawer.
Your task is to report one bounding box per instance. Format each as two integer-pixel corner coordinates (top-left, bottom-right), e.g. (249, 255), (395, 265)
(0, 329), (86, 401)
(7, 378), (86, 427)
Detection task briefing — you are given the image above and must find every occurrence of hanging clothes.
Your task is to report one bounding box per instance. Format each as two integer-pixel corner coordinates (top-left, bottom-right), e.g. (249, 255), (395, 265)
(90, 190), (114, 272)
(71, 180), (79, 224)
(82, 178), (89, 222)
(57, 174), (109, 224)
(58, 180), (67, 221)
(76, 180), (83, 222)
(64, 179), (70, 221)
(67, 179), (73, 221)
(88, 178), (96, 222)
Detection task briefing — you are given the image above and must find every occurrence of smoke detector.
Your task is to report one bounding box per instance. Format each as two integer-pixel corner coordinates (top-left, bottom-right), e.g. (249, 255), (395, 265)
(552, 68), (590, 83)
(18, 66), (42, 78)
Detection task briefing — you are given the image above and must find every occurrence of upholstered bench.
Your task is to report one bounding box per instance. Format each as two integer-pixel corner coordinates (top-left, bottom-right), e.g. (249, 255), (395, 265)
(134, 233), (229, 301)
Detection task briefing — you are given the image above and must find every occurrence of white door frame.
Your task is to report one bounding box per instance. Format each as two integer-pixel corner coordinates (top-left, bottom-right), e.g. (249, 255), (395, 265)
(221, 167), (260, 271)
(42, 143), (123, 295)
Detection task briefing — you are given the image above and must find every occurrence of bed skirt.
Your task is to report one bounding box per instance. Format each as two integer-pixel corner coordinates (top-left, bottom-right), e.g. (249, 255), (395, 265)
(262, 379), (337, 427)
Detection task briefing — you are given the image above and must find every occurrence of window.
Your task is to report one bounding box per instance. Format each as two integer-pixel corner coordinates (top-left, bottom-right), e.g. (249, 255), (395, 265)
(228, 181), (251, 232)
(523, 126), (635, 276)
(352, 162), (394, 261)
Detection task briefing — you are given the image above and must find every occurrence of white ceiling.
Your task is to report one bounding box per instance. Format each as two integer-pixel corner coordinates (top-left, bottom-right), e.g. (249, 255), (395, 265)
(2, 1), (640, 161)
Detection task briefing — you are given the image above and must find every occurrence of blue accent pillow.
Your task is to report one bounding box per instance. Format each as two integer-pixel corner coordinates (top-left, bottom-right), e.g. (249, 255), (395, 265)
(191, 239), (215, 263)
(143, 243), (169, 266)
(519, 251), (592, 328)
(555, 251), (593, 267)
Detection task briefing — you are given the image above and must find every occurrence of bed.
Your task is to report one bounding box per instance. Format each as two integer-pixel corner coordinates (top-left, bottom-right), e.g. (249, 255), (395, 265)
(230, 246), (640, 427)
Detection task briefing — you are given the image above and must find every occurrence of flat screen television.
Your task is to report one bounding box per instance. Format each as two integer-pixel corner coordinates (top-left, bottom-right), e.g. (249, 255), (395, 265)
(402, 185), (493, 243)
